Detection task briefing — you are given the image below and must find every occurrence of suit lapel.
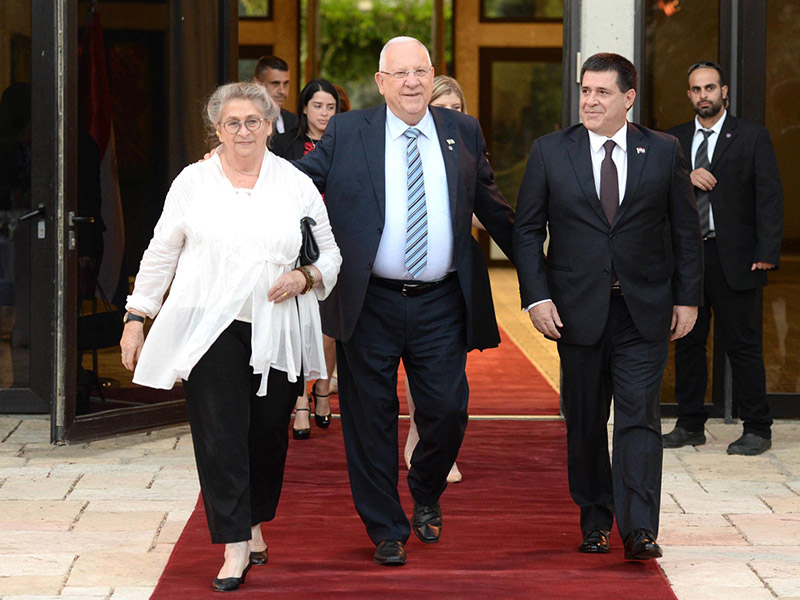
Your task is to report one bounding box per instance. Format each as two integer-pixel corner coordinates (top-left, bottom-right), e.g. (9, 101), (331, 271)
(615, 122), (647, 226)
(360, 106), (387, 223)
(676, 123), (694, 163)
(430, 106), (459, 228)
(710, 114), (737, 170)
(566, 126), (609, 226)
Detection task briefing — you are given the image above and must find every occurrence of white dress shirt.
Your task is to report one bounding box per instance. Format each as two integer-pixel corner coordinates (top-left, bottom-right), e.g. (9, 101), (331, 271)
(691, 109), (727, 232)
(372, 106), (453, 281)
(275, 111), (285, 134)
(526, 122), (629, 312)
(588, 122), (628, 204)
(126, 151), (341, 396)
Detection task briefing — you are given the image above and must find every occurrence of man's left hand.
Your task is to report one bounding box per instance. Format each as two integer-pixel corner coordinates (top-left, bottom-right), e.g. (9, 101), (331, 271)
(670, 305), (698, 341)
(751, 261), (776, 271)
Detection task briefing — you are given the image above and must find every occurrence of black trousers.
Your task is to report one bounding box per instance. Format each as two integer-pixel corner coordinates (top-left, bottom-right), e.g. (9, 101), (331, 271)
(337, 275), (468, 544)
(558, 293), (666, 540)
(182, 320), (301, 544)
(674, 239), (772, 437)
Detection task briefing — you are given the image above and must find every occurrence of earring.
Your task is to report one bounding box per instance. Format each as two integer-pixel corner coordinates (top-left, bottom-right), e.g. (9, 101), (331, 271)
(216, 130), (221, 137)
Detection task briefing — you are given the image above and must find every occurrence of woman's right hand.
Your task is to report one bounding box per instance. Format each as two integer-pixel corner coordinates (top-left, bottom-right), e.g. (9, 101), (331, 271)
(120, 322), (145, 371)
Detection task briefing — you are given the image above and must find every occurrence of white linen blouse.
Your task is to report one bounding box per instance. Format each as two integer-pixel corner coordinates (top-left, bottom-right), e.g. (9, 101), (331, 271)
(125, 151), (341, 396)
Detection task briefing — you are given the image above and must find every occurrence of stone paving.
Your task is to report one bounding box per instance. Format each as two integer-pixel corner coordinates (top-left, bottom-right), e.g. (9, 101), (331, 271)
(3, 414), (800, 599)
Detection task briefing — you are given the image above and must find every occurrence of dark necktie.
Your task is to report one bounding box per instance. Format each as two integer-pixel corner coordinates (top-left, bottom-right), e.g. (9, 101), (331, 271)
(600, 140), (620, 287)
(694, 129), (713, 237)
(403, 127), (428, 279)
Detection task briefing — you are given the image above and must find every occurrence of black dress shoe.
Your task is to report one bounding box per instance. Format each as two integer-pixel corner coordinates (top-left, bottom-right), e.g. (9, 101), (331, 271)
(311, 384), (332, 429)
(623, 528), (662, 560)
(579, 529), (610, 553)
(250, 546), (268, 565)
(662, 426), (706, 448)
(292, 408), (310, 440)
(212, 562), (251, 592)
(727, 432), (771, 456)
(373, 540), (406, 566)
(411, 501), (442, 544)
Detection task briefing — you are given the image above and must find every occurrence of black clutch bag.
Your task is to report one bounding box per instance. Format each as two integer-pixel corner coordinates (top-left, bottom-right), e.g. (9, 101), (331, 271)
(299, 216), (320, 266)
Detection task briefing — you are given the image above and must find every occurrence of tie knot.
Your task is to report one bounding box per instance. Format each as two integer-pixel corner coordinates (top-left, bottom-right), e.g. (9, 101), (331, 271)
(603, 139), (616, 156)
(404, 127), (421, 141)
(701, 129), (713, 139)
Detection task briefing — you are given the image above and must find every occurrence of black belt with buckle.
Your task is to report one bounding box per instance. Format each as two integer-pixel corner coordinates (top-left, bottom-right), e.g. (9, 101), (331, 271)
(370, 273), (454, 297)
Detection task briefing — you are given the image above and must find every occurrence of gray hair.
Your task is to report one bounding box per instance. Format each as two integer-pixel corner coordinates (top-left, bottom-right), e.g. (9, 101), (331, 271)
(378, 36), (432, 72)
(204, 81), (278, 139)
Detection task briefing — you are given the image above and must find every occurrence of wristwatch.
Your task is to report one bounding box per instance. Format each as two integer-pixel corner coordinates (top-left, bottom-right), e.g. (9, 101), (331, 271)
(123, 312), (146, 324)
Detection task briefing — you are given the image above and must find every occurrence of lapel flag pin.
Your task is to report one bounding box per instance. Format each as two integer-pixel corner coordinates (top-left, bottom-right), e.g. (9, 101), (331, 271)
(726, 132), (732, 138)
(636, 147), (646, 154)
(446, 138), (455, 150)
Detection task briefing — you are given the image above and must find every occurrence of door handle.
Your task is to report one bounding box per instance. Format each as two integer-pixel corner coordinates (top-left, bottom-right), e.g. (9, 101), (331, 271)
(18, 204), (46, 222)
(69, 212), (95, 226)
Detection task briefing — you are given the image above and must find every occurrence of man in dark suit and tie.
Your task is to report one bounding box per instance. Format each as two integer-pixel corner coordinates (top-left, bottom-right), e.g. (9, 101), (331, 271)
(513, 53), (703, 560)
(294, 36), (514, 566)
(662, 61), (783, 456)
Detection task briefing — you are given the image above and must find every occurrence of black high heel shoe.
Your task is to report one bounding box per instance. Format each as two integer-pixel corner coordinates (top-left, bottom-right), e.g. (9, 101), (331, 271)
(311, 383), (331, 429)
(212, 562), (251, 592)
(292, 407), (311, 440)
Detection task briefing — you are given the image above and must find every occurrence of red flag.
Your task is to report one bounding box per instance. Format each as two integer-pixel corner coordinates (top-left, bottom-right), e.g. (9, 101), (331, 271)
(78, 7), (125, 301)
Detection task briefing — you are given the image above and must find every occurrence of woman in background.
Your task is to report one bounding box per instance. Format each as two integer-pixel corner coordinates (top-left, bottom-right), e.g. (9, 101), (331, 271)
(272, 79), (340, 440)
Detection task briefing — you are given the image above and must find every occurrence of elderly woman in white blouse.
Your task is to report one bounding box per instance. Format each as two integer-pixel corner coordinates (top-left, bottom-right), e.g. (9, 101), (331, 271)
(120, 81), (340, 592)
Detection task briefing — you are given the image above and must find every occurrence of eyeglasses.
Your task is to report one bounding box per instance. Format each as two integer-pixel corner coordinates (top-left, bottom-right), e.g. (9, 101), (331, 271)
(379, 66), (433, 80)
(687, 60), (723, 76)
(219, 118), (265, 135)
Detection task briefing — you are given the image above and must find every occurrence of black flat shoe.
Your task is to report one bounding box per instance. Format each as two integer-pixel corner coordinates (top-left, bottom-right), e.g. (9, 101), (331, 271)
(292, 408), (310, 440)
(250, 547), (268, 565)
(579, 529), (610, 553)
(212, 562), (251, 592)
(411, 501), (442, 543)
(623, 528), (662, 560)
(311, 384), (332, 429)
(373, 540), (406, 566)
(727, 432), (771, 456)
(663, 426), (706, 448)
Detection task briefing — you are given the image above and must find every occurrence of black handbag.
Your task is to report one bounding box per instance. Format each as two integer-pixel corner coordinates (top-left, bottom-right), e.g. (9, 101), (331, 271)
(299, 216), (320, 266)
(77, 283), (124, 352)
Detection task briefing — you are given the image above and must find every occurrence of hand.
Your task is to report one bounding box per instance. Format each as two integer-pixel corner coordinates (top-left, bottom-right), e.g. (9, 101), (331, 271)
(120, 322), (145, 371)
(200, 145), (221, 162)
(751, 261), (775, 271)
(670, 305), (698, 341)
(528, 301), (563, 339)
(268, 270), (308, 303)
(689, 167), (717, 192)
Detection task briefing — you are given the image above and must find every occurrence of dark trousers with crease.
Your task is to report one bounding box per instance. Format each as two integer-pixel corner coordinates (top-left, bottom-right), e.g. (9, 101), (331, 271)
(336, 275), (468, 545)
(558, 293), (666, 541)
(182, 320), (302, 544)
(674, 239), (772, 438)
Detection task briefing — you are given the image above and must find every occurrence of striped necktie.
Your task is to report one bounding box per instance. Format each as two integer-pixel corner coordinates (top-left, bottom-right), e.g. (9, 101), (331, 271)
(694, 129), (713, 237)
(403, 127), (428, 279)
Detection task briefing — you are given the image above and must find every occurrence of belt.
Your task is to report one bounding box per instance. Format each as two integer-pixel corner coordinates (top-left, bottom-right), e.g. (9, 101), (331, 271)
(370, 273), (455, 297)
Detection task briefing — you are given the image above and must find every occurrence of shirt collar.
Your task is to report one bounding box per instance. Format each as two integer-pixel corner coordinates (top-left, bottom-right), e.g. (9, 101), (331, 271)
(386, 105), (435, 142)
(694, 109), (727, 136)
(587, 122), (628, 154)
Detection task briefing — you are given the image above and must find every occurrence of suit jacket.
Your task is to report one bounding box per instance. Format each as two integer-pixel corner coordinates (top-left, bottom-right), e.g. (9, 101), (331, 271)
(667, 115), (783, 290)
(513, 122), (704, 345)
(294, 104), (515, 350)
(280, 108), (298, 134)
(271, 127), (307, 160)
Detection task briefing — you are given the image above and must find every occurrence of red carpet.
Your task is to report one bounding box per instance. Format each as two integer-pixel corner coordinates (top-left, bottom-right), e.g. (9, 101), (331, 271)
(327, 326), (560, 416)
(151, 420), (677, 600)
